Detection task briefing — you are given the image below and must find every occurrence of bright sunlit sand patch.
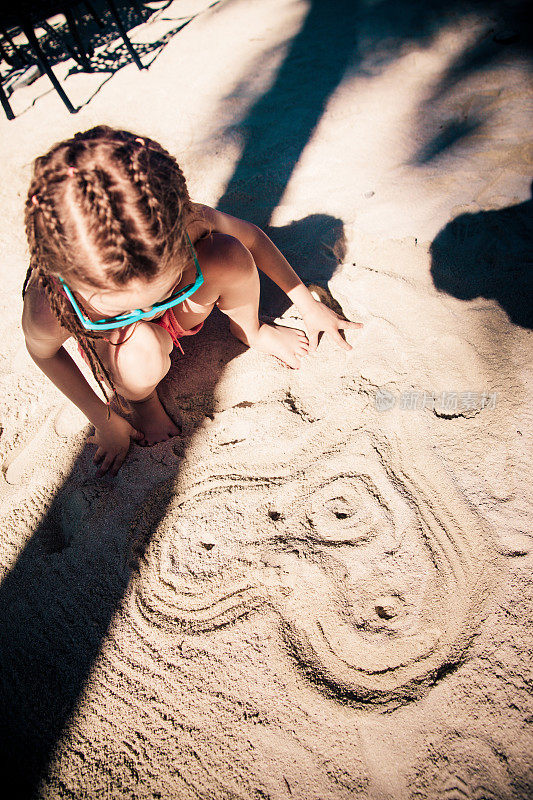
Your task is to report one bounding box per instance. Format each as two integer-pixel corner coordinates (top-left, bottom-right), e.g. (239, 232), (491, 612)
(272, 14), (532, 240)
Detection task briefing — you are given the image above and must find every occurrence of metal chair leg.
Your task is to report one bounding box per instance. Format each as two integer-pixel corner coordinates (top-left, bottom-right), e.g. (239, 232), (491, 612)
(104, 0), (145, 70)
(83, 1), (105, 29)
(42, 20), (87, 69)
(1, 26), (30, 66)
(21, 18), (77, 113)
(0, 38), (16, 67)
(62, 5), (93, 70)
(0, 80), (15, 120)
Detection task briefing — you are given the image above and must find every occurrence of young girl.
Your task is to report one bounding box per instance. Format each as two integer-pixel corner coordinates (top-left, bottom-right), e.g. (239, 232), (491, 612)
(22, 126), (362, 477)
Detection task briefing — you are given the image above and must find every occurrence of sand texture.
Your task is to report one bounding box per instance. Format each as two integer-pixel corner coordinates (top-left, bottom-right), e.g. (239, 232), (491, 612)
(0, 1), (532, 798)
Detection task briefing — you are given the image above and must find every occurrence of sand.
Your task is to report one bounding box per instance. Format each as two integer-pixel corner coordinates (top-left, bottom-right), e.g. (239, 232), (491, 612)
(0, 1), (531, 798)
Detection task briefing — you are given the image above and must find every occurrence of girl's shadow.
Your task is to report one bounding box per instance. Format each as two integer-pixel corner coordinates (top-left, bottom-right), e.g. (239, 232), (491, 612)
(0, 211), (344, 796)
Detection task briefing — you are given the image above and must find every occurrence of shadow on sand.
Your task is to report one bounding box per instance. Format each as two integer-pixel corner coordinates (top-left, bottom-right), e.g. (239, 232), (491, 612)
(0, 315), (233, 796)
(430, 186), (533, 329)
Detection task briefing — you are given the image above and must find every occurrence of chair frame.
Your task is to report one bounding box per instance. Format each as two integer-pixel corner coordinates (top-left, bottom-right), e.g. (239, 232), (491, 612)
(0, 1), (146, 119)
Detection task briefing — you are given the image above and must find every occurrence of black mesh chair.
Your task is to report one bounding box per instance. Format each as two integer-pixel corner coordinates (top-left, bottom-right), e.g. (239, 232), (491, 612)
(0, 1), (146, 119)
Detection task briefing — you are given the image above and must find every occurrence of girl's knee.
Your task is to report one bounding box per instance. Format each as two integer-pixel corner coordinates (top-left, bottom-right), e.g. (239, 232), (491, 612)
(220, 235), (256, 284)
(108, 322), (173, 396)
(197, 233), (257, 293)
(185, 233), (258, 312)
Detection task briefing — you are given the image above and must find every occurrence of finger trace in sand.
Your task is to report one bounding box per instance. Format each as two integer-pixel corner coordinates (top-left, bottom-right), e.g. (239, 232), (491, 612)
(126, 418), (502, 706)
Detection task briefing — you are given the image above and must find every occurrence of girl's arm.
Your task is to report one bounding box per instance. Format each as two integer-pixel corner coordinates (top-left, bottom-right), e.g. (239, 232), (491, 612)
(22, 286), (142, 476)
(193, 204), (363, 350)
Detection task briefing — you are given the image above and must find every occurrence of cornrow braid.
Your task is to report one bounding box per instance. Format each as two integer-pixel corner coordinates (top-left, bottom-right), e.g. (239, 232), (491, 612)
(74, 167), (133, 282)
(24, 186), (119, 406)
(38, 268), (116, 405)
(114, 135), (193, 267)
(121, 142), (163, 237)
(30, 188), (68, 256)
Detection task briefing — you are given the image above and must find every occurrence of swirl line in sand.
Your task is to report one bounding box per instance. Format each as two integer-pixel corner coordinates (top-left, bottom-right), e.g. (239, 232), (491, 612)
(127, 424), (502, 705)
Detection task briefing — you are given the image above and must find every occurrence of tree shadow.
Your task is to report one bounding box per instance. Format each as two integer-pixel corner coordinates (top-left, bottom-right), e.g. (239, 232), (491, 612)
(217, 0), (531, 202)
(217, 0), (532, 315)
(216, 0), (359, 229)
(430, 185), (533, 329)
(406, 0), (532, 162)
(216, 0), (363, 317)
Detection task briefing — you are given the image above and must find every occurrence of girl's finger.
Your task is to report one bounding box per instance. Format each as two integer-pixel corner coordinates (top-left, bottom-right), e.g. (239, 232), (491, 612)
(130, 428), (144, 441)
(110, 452), (127, 477)
(333, 330), (352, 351)
(308, 330), (319, 352)
(337, 320), (364, 329)
(93, 447), (105, 464)
(96, 453), (115, 477)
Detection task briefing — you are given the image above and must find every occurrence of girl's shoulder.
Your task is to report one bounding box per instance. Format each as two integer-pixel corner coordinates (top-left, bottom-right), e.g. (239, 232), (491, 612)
(188, 203), (257, 250)
(22, 275), (70, 348)
(188, 202), (216, 242)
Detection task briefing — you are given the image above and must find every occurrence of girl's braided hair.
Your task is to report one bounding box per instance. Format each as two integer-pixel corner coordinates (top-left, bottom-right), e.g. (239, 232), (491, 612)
(23, 125), (193, 403)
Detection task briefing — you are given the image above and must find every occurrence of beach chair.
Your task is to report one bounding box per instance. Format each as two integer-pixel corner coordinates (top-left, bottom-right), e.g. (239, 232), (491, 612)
(0, 1), (145, 119)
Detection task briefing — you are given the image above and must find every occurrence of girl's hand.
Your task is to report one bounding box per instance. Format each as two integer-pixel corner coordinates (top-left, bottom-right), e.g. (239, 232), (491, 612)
(88, 411), (144, 477)
(299, 298), (363, 352)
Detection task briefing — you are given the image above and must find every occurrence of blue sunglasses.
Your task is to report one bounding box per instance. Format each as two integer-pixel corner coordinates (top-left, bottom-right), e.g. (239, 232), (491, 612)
(59, 233), (204, 331)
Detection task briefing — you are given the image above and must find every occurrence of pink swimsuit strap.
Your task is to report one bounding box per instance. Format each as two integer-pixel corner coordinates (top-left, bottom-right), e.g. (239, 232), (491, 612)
(76, 307), (203, 362)
(152, 308), (204, 354)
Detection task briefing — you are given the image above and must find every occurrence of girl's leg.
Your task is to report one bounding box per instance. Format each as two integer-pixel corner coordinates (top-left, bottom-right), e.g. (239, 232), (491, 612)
(173, 233), (310, 368)
(97, 321), (180, 445)
(92, 232), (310, 445)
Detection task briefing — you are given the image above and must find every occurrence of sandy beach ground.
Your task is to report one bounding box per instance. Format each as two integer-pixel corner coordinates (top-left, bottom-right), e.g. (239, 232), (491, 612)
(0, 1), (531, 798)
